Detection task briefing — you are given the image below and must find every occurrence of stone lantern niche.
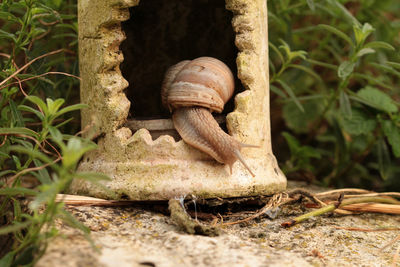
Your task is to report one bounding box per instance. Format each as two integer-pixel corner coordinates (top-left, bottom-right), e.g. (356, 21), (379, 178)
(71, 0), (287, 200)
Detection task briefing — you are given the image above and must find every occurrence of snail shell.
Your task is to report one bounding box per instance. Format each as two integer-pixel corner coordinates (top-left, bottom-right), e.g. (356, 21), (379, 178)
(162, 57), (256, 177)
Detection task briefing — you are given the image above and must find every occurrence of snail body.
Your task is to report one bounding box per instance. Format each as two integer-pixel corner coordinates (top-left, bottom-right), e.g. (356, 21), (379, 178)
(162, 57), (256, 177)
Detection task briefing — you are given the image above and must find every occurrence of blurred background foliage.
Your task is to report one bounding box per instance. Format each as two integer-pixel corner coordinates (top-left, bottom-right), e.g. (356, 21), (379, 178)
(0, 0), (399, 265)
(268, 0), (400, 191)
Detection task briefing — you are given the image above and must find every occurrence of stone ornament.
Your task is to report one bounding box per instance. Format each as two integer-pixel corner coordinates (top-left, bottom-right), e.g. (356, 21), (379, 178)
(71, 0), (287, 200)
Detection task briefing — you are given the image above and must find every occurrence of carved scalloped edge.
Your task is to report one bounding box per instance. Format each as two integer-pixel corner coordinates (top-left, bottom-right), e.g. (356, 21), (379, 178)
(80, 0), (269, 154)
(100, 127), (210, 162)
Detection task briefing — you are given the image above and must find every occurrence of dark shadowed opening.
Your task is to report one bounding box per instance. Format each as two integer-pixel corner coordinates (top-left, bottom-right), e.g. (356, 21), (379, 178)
(120, 0), (241, 124)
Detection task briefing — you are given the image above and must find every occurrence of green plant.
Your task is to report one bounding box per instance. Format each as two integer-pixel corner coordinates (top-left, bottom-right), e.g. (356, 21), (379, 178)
(268, 0), (400, 189)
(1, 0), (400, 264)
(0, 0), (107, 265)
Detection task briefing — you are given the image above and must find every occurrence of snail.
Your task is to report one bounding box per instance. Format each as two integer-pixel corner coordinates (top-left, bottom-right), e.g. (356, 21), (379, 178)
(161, 57), (257, 177)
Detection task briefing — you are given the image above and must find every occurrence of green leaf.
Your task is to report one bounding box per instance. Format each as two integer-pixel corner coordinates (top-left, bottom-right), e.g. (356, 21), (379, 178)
(278, 39), (307, 62)
(0, 187), (38, 196)
(270, 85), (287, 98)
(33, 159), (52, 184)
(60, 14), (77, 20)
(59, 209), (90, 234)
(0, 251), (15, 267)
(332, 117), (347, 161)
(26, 96), (48, 116)
(12, 245), (36, 266)
(49, 126), (63, 145)
(0, 11), (21, 24)
(326, 0), (360, 27)
(277, 80), (304, 112)
(317, 24), (353, 46)
(31, 7), (50, 15)
(353, 23), (374, 47)
(46, 98), (54, 112)
(0, 127), (39, 138)
(364, 41), (395, 51)
(282, 132), (300, 156)
(269, 42), (284, 64)
(62, 137), (96, 170)
(352, 73), (392, 90)
(369, 63), (400, 79)
(306, 59), (337, 70)
(57, 209), (98, 249)
(55, 103), (87, 117)
(51, 33), (77, 39)
(9, 99), (24, 127)
(0, 29), (16, 42)
(29, 182), (59, 210)
(282, 132), (321, 170)
(0, 221), (32, 235)
(47, 98), (65, 115)
(355, 86), (398, 113)
(287, 64), (322, 83)
(12, 155), (21, 170)
(0, 170), (15, 177)
(9, 146), (58, 171)
(386, 61), (400, 70)
(55, 23), (78, 32)
(377, 138), (391, 180)
(283, 99), (323, 133)
(382, 120), (400, 158)
(30, 27), (46, 39)
(339, 91), (352, 117)
(306, 0), (315, 11)
(18, 105), (44, 121)
(338, 61), (355, 79)
(355, 48), (375, 58)
(12, 197), (22, 221)
(341, 108), (376, 135)
(54, 117), (74, 128)
(0, 151), (10, 158)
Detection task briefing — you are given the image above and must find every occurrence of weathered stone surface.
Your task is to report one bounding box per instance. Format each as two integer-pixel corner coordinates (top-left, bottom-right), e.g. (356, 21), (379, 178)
(74, 0), (286, 200)
(36, 184), (399, 267)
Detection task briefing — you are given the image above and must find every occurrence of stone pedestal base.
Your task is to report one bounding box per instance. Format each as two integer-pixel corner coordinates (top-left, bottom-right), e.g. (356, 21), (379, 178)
(70, 128), (286, 200)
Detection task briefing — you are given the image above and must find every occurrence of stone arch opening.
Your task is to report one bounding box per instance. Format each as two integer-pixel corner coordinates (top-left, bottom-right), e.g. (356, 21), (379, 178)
(120, 0), (242, 139)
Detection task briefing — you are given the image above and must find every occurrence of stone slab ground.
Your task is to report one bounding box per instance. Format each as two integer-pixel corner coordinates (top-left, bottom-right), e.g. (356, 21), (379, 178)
(37, 184), (399, 267)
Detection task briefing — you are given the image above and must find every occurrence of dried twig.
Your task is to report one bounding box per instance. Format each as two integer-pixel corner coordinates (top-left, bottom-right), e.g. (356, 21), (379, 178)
(344, 192), (400, 199)
(7, 158), (61, 185)
(340, 203), (400, 214)
(392, 243), (400, 267)
(223, 193), (291, 225)
(315, 188), (373, 198)
(38, 18), (60, 26)
(0, 135), (7, 147)
(0, 71), (81, 90)
(55, 194), (135, 206)
(0, 53), (10, 58)
(287, 189), (352, 215)
(0, 49), (64, 88)
(0, 133), (50, 154)
(44, 139), (62, 158)
(380, 234), (400, 252)
(335, 227), (400, 232)
(281, 196), (400, 228)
